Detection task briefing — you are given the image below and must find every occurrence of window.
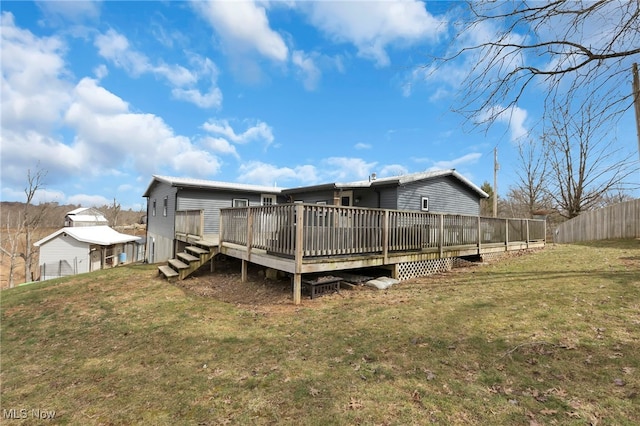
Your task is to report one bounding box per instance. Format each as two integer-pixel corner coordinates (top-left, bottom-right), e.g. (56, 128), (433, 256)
(421, 197), (429, 212)
(163, 196), (168, 216)
(152, 199), (156, 216)
(233, 199), (249, 207)
(261, 195), (275, 206)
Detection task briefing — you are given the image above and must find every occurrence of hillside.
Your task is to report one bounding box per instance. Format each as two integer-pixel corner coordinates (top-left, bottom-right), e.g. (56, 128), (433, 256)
(1, 241), (639, 424)
(0, 202), (146, 288)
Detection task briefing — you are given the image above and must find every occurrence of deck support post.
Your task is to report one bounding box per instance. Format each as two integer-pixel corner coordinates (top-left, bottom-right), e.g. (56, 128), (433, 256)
(293, 273), (302, 305)
(241, 259), (247, 282)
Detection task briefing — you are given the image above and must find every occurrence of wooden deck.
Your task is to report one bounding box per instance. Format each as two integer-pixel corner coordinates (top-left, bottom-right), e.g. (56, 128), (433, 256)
(213, 204), (545, 304)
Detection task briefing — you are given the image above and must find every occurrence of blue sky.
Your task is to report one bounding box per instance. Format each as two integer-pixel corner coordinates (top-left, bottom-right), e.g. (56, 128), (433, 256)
(1, 1), (637, 211)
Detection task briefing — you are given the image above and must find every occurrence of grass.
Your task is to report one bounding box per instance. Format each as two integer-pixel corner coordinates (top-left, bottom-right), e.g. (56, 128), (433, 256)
(1, 240), (639, 425)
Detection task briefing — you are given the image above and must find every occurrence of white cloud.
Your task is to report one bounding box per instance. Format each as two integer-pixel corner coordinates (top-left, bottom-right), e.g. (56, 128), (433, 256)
(428, 153), (482, 170)
(94, 29), (222, 108)
(67, 193), (111, 207)
(1, 12), (71, 134)
(36, 0), (102, 22)
(202, 136), (239, 158)
(303, 1), (445, 67)
(322, 157), (378, 182)
(480, 105), (529, 142)
(192, 0), (288, 62)
(202, 119), (274, 146)
(292, 50), (321, 91)
(64, 78), (219, 176)
(172, 150), (222, 177)
(354, 142), (372, 150)
(237, 161), (317, 186)
(172, 87), (223, 109)
(379, 164), (408, 177)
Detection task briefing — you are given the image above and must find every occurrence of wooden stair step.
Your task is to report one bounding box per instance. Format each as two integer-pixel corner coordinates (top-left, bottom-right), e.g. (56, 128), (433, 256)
(178, 252), (199, 263)
(168, 259), (189, 270)
(186, 246), (209, 255)
(158, 265), (179, 278)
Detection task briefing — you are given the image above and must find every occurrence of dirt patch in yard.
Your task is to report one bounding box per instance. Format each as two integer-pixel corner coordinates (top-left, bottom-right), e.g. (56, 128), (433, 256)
(172, 256), (381, 311)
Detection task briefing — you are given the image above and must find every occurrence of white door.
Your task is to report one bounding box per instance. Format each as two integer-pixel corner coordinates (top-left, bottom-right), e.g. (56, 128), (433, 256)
(90, 249), (101, 271)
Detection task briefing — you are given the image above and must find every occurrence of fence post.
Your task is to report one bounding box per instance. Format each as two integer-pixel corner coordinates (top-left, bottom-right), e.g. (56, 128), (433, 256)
(293, 204), (305, 305)
(526, 220), (530, 249)
(505, 219), (509, 250)
(477, 216), (482, 254)
(439, 214), (444, 258)
(246, 207), (253, 262)
(383, 210), (389, 263)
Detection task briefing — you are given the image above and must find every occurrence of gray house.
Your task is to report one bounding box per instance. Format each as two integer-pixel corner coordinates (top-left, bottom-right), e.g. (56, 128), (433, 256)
(283, 169), (488, 215)
(143, 176), (283, 263)
(143, 170), (487, 264)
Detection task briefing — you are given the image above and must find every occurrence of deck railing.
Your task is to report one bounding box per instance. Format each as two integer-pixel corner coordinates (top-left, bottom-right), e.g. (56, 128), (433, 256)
(175, 209), (204, 238)
(220, 204), (546, 260)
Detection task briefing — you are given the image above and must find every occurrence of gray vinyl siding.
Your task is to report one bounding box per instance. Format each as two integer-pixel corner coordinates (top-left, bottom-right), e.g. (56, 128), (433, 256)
(146, 231), (174, 264)
(397, 176), (480, 215)
(145, 181), (177, 262)
(38, 234), (90, 280)
(286, 189), (336, 205)
(352, 189), (378, 208)
(377, 186), (398, 210)
(177, 189), (281, 234)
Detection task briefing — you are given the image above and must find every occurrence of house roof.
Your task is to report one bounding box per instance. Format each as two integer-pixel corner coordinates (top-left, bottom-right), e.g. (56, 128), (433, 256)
(67, 215), (109, 223)
(66, 207), (108, 222)
(283, 169), (489, 198)
(67, 207), (90, 215)
(143, 175), (283, 197)
(34, 226), (141, 247)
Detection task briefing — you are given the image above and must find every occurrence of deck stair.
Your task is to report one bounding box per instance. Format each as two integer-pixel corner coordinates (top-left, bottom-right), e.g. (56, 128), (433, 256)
(158, 242), (218, 281)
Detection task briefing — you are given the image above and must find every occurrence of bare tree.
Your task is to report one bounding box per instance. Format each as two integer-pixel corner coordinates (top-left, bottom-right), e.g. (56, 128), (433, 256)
(434, 1), (640, 131)
(109, 198), (121, 228)
(507, 139), (551, 217)
(21, 166), (48, 282)
(0, 212), (24, 288)
(543, 100), (637, 218)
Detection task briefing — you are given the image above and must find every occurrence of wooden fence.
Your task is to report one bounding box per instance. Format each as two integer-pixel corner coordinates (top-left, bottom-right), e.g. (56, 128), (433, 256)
(555, 199), (640, 243)
(220, 204), (546, 260)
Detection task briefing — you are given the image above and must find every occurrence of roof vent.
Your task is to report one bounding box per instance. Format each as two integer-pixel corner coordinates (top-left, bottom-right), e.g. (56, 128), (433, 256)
(370, 172), (377, 181)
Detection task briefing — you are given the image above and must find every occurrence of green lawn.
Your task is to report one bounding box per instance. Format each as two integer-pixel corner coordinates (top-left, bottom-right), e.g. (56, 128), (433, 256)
(2, 240), (639, 425)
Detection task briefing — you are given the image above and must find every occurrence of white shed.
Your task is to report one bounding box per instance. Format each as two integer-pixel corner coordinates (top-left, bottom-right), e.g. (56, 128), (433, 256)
(34, 226), (141, 281)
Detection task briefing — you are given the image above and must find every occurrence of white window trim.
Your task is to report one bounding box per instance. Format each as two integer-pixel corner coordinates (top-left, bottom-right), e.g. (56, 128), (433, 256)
(152, 199), (156, 216)
(421, 197), (429, 212)
(233, 198), (249, 208)
(261, 194), (276, 206)
(163, 196), (168, 217)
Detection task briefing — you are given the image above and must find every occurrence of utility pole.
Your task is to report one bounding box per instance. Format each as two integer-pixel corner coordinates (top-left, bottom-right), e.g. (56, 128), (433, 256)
(493, 147), (499, 217)
(633, 63), (640, 163)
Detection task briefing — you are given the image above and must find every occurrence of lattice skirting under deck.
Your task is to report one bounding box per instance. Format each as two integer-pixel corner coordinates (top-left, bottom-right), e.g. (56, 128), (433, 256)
(396, 258), (454, 281)
(481, 252), (506, 262)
